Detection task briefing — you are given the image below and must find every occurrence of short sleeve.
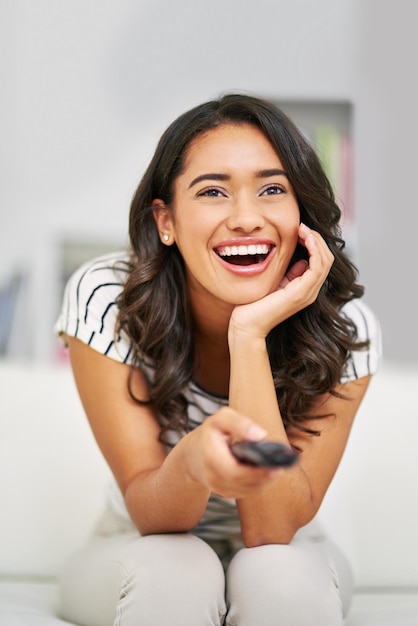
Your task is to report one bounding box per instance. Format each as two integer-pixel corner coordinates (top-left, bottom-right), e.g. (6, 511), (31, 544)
(54, 252), (134, 364)
(340, 299), (383, 383)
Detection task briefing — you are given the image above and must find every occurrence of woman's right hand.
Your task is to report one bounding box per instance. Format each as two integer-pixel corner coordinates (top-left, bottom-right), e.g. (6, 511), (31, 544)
(229, 223), (334, 341)
(181, 407), (284, 499)
(65, 337), (285, 533)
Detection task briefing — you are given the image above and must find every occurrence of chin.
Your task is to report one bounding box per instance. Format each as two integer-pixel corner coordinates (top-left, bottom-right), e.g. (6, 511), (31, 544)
(222, 287), (273, 306)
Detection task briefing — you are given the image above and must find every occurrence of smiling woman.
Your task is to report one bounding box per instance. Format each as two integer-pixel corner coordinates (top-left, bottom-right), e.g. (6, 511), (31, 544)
(54, 93), (381, 626)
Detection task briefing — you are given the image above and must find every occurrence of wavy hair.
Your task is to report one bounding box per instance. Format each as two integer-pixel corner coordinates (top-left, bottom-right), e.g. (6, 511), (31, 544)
(116, 93), (367, 439)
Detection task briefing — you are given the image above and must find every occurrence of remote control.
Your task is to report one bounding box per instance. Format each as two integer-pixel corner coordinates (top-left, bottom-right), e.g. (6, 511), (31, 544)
(230, 440), (298, 468)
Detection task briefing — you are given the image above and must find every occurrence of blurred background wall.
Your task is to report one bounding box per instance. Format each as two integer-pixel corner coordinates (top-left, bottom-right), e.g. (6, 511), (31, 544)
(1, 0), (416, 364)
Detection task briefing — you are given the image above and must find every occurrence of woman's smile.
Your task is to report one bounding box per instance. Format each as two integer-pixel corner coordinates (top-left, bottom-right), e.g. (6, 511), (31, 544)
(213, 237), (276, 274)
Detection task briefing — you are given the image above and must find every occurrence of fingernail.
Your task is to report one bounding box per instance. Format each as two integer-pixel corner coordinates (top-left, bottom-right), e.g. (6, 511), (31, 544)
(247, 425), (267, 441)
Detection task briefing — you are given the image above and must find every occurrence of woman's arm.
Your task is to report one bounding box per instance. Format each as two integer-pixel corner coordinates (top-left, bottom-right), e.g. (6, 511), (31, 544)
(66, 336), (210, 534)
(228, 224), (370, 546)
(65, 336), (284, 536)
(230, 330), (370, 546)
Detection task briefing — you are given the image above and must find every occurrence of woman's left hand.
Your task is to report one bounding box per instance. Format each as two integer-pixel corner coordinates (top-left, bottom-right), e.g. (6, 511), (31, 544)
(229, 223), (334, 339)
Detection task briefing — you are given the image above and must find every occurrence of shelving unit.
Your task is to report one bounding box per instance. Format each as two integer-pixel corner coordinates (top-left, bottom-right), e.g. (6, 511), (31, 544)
(276, 99), (355, 258)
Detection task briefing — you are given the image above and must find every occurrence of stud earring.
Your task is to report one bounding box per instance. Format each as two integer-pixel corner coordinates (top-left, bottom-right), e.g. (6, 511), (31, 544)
(163, 234), (169, 242)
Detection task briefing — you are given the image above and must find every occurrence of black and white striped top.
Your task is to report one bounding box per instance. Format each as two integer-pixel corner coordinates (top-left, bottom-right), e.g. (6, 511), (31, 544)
(55, 251), (382, 540)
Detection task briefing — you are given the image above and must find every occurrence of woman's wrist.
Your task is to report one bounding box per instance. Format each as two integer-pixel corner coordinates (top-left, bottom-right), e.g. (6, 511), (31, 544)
(228, 319), (268, 354)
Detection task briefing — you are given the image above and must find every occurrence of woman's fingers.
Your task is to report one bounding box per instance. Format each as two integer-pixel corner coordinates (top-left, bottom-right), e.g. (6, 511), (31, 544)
(187, 408), (283, 498)
(279, 259), (308, 288)
(298, 224), (334, 278)
(280, 225), (333, 304)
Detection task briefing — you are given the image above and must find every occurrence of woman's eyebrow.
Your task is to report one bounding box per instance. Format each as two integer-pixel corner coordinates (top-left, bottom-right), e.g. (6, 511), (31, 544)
(188, 169), (288, 189)
(256, 168), (288, 178)
(188, 173), (229, 189)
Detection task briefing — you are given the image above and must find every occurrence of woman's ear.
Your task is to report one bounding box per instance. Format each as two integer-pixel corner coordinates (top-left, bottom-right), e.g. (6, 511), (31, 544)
(152, 199), (175, 245)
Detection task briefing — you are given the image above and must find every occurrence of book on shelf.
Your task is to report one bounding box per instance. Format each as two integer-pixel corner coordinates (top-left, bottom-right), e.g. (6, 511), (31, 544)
(313, 124), (355, 253)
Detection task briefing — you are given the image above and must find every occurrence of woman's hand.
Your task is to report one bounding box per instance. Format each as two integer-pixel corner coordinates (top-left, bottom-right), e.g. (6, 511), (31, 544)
(181, 407), (284, 499)
(229, 223), (334, 339)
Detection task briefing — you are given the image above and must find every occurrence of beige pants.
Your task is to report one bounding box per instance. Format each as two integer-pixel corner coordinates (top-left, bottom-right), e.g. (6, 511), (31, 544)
(58, 514), (353, 626)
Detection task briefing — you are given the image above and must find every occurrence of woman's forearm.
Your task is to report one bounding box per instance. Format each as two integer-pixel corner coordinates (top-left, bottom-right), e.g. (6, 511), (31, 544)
(124, 436), (211, 536)
(228, 327), (315, 546)
(228, 329), (286, 437)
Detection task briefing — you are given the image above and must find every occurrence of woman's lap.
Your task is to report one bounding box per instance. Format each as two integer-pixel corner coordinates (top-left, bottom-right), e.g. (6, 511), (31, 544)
(58, 526), (351, 626)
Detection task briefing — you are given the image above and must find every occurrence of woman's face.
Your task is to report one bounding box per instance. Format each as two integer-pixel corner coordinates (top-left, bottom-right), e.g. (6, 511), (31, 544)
(153, 123), (300, 313)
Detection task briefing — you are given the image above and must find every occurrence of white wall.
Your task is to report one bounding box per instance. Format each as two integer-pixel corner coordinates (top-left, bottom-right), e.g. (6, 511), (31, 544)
(1, 0), (416, 363)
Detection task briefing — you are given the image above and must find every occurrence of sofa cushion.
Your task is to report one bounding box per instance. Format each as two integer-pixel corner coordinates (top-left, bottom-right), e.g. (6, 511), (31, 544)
(0, 581), (75, 625)
(0, 362), (111, 579)
(345, 592), (418, 625)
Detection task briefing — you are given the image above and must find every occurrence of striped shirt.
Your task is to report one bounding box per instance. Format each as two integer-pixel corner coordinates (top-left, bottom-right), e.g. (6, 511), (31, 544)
(55, 251), (382, 540)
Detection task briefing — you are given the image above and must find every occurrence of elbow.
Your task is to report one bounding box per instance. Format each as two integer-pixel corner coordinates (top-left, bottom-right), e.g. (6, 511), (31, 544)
(131, 501), (200, 536)
(241, 510), (317, 548)
(241, 526), (295, 548)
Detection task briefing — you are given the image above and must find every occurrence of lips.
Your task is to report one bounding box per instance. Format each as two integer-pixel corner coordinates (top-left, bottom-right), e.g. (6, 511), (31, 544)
(214, 243), (274, 266)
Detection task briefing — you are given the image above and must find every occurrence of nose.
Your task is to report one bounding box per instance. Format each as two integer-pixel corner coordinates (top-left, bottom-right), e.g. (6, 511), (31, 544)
(226, 195), (265, 233)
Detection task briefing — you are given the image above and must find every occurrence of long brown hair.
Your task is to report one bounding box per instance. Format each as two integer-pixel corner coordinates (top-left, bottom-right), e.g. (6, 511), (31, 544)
(117, 93), (366, 438)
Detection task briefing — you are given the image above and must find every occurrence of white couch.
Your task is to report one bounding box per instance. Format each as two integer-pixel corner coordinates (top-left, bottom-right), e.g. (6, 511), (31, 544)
(1, 359), (417, 625)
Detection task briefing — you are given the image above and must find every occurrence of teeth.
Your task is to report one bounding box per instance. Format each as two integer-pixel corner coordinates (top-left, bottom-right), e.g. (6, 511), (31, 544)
(218, 244), (270, 257)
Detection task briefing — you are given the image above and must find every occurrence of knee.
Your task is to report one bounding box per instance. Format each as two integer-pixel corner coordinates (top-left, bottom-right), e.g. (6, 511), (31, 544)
(122, 533), (224, 581)
(230, 543), (333, 590)
(226, 544), (343, 624)
(117, 534), (227, 625)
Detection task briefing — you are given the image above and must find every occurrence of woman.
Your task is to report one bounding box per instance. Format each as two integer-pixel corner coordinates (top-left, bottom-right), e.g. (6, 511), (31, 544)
(55, 93), (381, 626)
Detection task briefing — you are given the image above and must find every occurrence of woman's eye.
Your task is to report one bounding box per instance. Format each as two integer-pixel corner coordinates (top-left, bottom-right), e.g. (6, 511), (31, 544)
(198, 187), (224, 197)
(261, 185), (284, 196)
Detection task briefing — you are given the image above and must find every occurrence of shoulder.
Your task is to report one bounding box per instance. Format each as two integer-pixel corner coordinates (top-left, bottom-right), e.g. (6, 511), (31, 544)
(66, 250), (129, 297)
(340, 299), (383, 382)
(54, 251), (133, 363)
(59, 250), (130, 323)
(340, 298), (381, 344)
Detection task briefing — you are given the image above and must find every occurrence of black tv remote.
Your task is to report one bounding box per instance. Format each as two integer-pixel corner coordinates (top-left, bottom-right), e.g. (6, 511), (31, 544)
(230, 440), (298, 468)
